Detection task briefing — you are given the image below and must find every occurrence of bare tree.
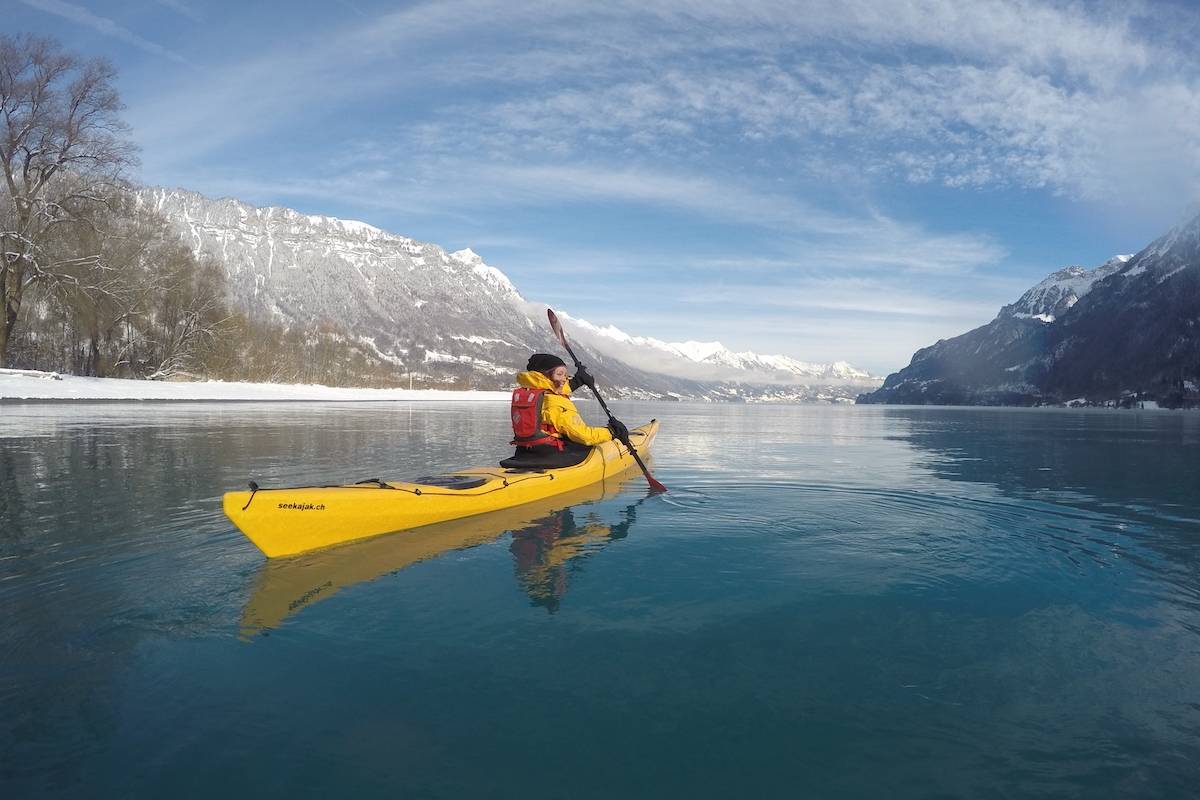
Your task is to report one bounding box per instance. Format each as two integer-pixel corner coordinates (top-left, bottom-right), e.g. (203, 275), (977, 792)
(0, 34), (136, 368)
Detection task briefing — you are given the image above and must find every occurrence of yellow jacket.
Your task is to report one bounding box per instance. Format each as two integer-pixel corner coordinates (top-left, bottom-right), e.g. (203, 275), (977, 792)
(515, 370), (613, 446)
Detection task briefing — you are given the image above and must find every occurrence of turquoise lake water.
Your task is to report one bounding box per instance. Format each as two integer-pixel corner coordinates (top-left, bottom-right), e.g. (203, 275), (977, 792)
(2, 401), (1199, 798)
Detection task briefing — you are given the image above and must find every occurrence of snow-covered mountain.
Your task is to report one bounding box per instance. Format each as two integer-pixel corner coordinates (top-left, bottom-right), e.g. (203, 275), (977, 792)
(859, 212), (1200, 407)
(1002, 255), (1131, 323)
(139, 187), (878, 400)
(137, 187), (546, 382)
(562, 317), (877, 385)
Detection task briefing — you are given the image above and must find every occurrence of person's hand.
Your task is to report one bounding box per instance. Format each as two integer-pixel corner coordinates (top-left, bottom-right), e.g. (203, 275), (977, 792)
(569, 364), (595, 391)
(608, 419), (630, 442)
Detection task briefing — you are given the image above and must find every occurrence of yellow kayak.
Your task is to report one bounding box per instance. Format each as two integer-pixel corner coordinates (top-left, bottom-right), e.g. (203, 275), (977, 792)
(224, 419), (659, 558)
(240, 469), (644, 634)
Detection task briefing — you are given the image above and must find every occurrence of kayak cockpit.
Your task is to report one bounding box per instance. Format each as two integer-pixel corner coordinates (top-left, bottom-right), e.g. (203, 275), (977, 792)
(411, 474), (490, 490)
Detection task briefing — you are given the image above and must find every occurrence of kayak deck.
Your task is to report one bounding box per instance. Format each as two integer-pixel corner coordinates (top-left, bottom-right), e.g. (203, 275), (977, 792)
(223, 419), (658, 557)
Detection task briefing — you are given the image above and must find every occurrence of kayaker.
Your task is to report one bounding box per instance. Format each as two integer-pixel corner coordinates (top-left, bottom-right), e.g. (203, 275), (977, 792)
(503, 353), (629, 468)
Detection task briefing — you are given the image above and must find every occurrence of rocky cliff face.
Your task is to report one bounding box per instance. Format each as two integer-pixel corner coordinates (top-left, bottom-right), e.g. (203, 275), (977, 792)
(139, 187), (879, 401)
(858, 214), (1200, 407)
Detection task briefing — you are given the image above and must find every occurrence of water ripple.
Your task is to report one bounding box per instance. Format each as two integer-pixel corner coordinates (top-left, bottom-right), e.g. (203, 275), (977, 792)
(653, 479), (1198, 607)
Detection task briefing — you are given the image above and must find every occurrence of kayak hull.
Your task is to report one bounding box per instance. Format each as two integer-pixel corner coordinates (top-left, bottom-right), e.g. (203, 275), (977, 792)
(223, 419), (658, 557)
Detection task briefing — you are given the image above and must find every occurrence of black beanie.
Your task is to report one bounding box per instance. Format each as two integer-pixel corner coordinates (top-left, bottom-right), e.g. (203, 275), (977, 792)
(526, 353), (566, 373)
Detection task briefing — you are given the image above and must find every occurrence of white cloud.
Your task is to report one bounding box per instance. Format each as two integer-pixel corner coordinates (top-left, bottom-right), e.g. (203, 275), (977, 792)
(124, 0), (1200, 210)
(362, 1), (1199, 207)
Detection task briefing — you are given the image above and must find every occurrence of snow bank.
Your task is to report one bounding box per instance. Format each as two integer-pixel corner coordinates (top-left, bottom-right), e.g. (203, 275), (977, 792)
(0, 369), (509, 403)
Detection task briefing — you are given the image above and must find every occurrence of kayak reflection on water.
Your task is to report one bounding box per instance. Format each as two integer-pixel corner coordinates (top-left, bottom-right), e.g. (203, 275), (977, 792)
(240, 472), (647, 635)
(510, 504), (637, 613)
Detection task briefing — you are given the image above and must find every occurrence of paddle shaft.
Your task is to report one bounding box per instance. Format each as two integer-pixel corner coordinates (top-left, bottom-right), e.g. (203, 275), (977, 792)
(547, 309), (667, 492)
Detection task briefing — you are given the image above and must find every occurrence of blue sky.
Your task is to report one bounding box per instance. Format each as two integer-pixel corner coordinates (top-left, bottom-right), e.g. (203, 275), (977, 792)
(10, 0), (1200, 374)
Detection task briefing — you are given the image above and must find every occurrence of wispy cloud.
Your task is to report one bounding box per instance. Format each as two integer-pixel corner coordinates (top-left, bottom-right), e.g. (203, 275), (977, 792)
(21, 0), (188, 63)
(153, 0), (201, 22)
(174, 157), (1004, 275)
(355, 1), (1198, 208)
(126, 0), (1200, 209)
(673, 279), (1006, 320)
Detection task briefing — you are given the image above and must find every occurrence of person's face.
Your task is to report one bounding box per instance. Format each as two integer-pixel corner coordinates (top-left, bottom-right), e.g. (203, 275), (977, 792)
(547, 365), (568, 387)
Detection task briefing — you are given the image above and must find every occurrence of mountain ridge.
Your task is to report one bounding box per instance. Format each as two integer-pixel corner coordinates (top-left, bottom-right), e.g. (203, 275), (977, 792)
(858, 212), (1200, 407)
(139, 186), (879, 401)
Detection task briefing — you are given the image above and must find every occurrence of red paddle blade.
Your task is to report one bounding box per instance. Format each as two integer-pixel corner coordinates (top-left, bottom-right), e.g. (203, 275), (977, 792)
(547, 308), (568, 349)
(627, 446), (668, 492)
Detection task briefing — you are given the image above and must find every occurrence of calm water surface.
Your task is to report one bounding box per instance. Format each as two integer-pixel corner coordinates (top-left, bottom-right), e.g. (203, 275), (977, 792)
(2, 401), (1199, 798)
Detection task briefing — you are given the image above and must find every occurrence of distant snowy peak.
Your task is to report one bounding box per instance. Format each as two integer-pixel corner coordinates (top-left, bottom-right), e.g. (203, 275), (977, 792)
(669, 340), (728, 362)
(660, 340), (872, 381)
(1004, 214), (1200, 324)
(565, 316), (876, 384)
(1005, 254), (1131, 321)
(860, 209), (1200, 407)
(450, 248), (482, 263)
(709, 349), (873, 381)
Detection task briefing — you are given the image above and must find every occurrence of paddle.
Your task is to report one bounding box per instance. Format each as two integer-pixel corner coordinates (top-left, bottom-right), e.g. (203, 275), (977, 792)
(547, 308), (667, 493)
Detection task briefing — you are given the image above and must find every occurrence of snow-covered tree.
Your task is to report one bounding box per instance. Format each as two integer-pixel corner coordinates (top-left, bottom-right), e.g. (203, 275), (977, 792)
(0, 34), (136, 367)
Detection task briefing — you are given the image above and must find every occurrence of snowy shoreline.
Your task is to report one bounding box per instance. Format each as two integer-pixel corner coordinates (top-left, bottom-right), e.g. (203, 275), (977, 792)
(0, 369), (510, 403)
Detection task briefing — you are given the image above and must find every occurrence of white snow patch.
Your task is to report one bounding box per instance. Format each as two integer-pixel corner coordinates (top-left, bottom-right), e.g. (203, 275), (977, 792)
(450, 247), (481, 264)
(451, 335), (517, 347)
(338, 219), (382, 236)
(1157, 265), (1187, 284)
(471, 263), (522, 298)
(357, 337), (407, 367)
(0, 367), (61, 380)
(422, 350), (508, 374)
(0, 371), (509, 402)
(1010, 255), (1130, 319)
(302, 215), (381, 237)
